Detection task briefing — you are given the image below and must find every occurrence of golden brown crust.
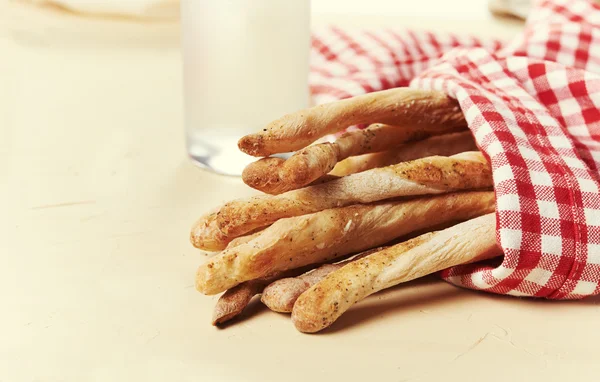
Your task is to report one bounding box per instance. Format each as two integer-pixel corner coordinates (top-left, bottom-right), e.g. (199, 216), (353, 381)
(190, 209), (232, 252)
(212, 255), (366, 325)
(217, 152), (492, 238)
(260, 248), (383, 313)
(195, 191), (495, 295)
(291, 213), (502, 333)
(242, 123), (466, 194)
(238, 88), (465, 156)
(212, 281), (263, 325)
(330, 131), (477, 177)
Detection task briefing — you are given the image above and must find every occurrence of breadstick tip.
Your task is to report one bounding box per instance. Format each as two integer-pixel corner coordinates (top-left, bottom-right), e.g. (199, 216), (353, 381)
(291, 289), (331, 333)
(261, 278), (310, 313)
(238, 134), (264, 157)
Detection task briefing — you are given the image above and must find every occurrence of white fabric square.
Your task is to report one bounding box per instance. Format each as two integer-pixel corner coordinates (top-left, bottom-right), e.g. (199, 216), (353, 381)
(499, 228), (523, 250)
(556, 51), (576, 68)
(474, 123), (493, 142)
(536, 114), (560, 127)
(584, 208), (600, 226)
(518, 145), (542, 161)
(477, 61), (501, 76)
(560, 34), (580, 50)
(541, 234), (563, 255)
(546, 69), (569, 89)
(495, 164), (515, 184)
(465, 105), (481, 121)
(530, 170), (554, 186)
(563, 156), (587, 169)
(558, 98), (581, 116)
(525, 268), (553, 285)
(487, 140), (504, 157)
(572, 280), (597, 295)
(587, 244), (600, 264)
(528, 45), (548, 60)
(577, 178), (600, 193)
(537, 200), (560, 219)
(548, 135), (573, 149)
(569, 124), (593, 137)
(497, 194), (521, 211)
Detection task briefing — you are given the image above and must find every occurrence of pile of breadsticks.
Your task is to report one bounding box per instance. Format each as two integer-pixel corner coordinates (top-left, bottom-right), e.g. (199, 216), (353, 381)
(192, 88), (502, 333)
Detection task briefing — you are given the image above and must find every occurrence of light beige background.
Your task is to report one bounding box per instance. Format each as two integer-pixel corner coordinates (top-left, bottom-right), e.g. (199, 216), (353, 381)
(1, 1), (597, 381)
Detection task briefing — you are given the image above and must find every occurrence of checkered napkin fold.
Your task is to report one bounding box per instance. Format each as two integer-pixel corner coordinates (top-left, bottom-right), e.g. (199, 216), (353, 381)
(310, 0), (600, 299)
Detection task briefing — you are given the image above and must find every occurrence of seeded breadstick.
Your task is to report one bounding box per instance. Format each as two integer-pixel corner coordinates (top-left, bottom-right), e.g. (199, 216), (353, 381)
(291, 213), (501, 333)
(211, 260), (320, 325)
(242, 123), (466, 194)
(196, 191), (495, 295)
(217, 152), (492, 238)
(191, 202), (270, 252)
(190, 209), (231, 252)
(261, 248), (384, 313)
(238, 88), (465, 156)
(330, 131), (477, 177)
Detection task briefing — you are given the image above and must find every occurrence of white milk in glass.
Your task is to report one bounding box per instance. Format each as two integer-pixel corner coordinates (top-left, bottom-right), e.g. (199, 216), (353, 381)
(181, 0), (311, 176)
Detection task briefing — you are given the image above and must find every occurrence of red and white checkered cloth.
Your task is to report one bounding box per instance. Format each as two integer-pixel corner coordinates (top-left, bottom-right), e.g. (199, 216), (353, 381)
(310, 0), (600, 299)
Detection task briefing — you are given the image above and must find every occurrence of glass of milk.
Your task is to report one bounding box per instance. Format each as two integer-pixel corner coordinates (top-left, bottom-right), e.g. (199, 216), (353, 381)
(180, 0), (311, 176)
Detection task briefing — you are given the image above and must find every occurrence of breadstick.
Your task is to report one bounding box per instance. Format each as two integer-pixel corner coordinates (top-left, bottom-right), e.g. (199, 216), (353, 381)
(212, 255), (358, 325)
(238, 88), (465, 156)
(291, 213), (501, 333)
(196, 191), (495, 295)
(212, 280), (265, 325)
(190, 209), (231, 252)
(242, 123), (466, 194)
(191, 203), (269, 252)
(261, 248), (383, 313)
(217, 152), (492, 237)
(330, 131), (477, 177)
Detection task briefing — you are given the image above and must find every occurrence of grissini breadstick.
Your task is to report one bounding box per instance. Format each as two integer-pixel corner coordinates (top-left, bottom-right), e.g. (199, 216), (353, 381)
(190, 209), (231, 252)
(212, 263), (313, 325)
(261, 248), (384, 313)
(196, 191), (495, 295)
(217, 152), (492, 237)
(291, 213), (501, 333)
(212, 281), (264, 325)
(238, 88), (465, 156)
(330, 131), (477, 177)
(191, 202), (269, 252)
(242, 123), (466, 194)
(212, 254), (361, 325)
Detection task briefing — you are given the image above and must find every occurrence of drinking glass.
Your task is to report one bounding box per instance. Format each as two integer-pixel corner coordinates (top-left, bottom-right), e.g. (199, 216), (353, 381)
(180, 0), (311, 176)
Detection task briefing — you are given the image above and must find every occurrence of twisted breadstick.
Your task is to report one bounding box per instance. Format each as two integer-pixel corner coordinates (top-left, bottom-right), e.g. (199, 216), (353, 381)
(238, 88), (465, 156)
(216, 152), (492, 238)
(330, 131), (477, 177)
(196, 191), (495, 295)
(291, 213), (501, 333)
(242, 123), (466, 194)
